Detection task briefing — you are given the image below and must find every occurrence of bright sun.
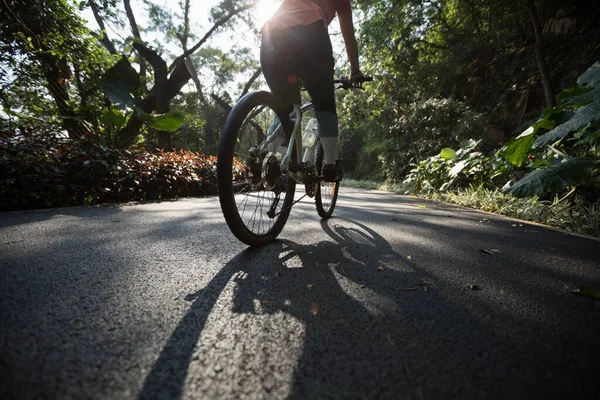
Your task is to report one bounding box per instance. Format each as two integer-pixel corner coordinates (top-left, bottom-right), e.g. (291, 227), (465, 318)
(254, 0), (280, 28)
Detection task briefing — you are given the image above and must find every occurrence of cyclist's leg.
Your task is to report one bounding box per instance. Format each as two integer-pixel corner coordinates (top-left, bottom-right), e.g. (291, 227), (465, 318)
(261, 29), (307, 171)
(260, 29), (300, 112)
(295, 22), (341, 181)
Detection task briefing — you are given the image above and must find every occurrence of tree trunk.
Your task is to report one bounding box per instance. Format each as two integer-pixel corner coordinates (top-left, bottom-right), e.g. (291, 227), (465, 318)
(527, 0), (555, 108)
(116, 60), (191, 147)
(406, 130), (420, 162)
(44, 56), (88, 139)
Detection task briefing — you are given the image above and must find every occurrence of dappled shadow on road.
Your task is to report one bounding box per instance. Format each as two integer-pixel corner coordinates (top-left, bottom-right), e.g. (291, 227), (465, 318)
(137, 212), (600, 399)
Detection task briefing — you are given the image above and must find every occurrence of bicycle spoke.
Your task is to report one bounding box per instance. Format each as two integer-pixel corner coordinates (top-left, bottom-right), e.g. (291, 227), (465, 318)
(217, 91), (296, 246)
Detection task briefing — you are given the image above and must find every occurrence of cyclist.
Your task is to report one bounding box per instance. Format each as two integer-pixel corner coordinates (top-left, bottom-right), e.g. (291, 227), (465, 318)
(260, 0), (364, 182)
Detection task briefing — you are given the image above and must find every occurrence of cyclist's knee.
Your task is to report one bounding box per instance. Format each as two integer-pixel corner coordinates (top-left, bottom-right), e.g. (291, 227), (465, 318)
(316, 110), (338, 137)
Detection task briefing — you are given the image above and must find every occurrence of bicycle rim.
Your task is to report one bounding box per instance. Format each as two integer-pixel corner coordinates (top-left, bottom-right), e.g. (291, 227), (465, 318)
(217, 91), (296, 247)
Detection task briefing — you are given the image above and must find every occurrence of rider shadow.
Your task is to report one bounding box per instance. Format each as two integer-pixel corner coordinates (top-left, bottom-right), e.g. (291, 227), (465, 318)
(231, 218), (445, 399)
(138, 218), (477, 399)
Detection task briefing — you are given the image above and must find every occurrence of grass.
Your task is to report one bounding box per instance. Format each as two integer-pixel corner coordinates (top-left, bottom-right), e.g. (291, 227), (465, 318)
(342, 179), (383, 190)
(345, 179), (600, 237)
(432, 188), (600, 237)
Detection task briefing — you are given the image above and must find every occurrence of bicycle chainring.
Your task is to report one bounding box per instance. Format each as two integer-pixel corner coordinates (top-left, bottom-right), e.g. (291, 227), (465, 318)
(304, 163), (319, 198)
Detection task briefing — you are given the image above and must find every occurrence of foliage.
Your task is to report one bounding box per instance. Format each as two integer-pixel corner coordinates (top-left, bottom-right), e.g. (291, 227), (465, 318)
(0, 133), (232, 211)
(431, 187), (600, 237)
(403, 139), (511, 194)
(349, 0), (600, 183)
(339, 87), (488, 181)
(0, 0), (114, 138)
(504, 62), (600, 199)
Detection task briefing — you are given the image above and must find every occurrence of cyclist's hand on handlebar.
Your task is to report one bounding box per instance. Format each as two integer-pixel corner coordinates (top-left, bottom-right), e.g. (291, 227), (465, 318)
(350, 70), (365, 88)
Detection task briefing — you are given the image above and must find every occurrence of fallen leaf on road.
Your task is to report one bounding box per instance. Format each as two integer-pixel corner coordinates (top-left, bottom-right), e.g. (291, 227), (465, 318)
(377, 266), (384, 271)
(359, 285), (366, 289)
(306, 284), (313, 289)
(407, 255), (412, 261)
(418, 205), (427, 209)
(571, 286), (600, 300)
(275, 271), (281, 277)
(466, 284), (481, 291)
(391, 218), (398, 222)
(310, 303), (319, 316)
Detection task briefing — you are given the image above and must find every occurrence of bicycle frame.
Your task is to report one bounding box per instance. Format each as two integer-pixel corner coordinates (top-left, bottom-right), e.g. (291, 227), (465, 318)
(260, 101), (316, 184)
(256, 76), (372, 184)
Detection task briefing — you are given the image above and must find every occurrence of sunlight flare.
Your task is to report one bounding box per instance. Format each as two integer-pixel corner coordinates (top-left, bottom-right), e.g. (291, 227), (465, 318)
(254, 0), (280, 28)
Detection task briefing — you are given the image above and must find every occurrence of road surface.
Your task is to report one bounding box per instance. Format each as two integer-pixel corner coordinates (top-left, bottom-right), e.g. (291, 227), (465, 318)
(1, 188), (599, 399)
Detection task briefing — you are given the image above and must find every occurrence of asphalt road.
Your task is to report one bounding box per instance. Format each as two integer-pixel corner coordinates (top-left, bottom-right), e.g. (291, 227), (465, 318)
(1, 187), (599, 400)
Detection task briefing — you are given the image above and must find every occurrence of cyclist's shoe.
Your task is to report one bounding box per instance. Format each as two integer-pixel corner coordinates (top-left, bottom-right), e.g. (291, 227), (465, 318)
(322, 161), (343, 182)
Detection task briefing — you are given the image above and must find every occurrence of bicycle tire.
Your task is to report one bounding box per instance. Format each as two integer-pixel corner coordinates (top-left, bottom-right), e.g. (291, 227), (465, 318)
(314, 141), (339, 219)
(217, 91), (296, 247)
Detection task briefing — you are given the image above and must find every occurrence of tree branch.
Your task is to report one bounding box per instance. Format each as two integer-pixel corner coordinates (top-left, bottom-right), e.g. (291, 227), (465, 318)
(240, 67), (262, 98)
(124, 0), (146, 89)
(123, 0), (142, 40)
(169, 2), (255, 71)
(87, 0), (117, 54)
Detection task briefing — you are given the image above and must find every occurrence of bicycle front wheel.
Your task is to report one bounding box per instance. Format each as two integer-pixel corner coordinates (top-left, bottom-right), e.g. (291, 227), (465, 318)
(217, 91), (296, 247)
(315, 142), (339, 219)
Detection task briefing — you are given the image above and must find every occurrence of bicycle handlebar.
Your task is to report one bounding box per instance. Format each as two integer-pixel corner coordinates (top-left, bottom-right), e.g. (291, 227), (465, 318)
(333, 76), (373, 89)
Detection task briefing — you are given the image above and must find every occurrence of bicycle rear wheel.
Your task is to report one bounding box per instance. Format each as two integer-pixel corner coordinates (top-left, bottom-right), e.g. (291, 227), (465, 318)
(315, 142), (339, 219)
(217, 91), (296, 247)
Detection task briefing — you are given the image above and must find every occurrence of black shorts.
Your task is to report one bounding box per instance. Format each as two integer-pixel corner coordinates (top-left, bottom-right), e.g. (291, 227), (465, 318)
(260, 20), (336, 115)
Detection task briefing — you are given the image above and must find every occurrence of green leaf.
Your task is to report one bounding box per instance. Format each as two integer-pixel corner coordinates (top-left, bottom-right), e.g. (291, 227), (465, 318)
(557, 86), (593, 105)
(440, 148), (457, 160)
(502, 132), (535, 167)
(534, 103), (600, 148)
(449, 160), (467, 177)
(100, 56), (142, 108)
(136, 111), (185, 131)
(542, 106), (564, 121)
(531, 118), (556, 132)
(563, 86), (600, 105)
(506, 157), (600, 197)
(100, 109), (126, 128)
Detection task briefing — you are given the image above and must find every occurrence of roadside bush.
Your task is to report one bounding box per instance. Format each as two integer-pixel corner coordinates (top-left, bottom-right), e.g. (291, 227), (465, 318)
(0, 133), (225, 211)
(402, 139), (512, 194)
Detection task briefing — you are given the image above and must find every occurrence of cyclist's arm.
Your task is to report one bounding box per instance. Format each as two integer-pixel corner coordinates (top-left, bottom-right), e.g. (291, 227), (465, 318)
(338, 10), (360, 74)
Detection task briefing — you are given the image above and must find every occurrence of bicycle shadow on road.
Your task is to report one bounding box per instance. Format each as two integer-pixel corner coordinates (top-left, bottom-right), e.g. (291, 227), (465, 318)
(230, 218), (439, 399)
(137, 217), (451, 399)
(137, 214), (600, 400)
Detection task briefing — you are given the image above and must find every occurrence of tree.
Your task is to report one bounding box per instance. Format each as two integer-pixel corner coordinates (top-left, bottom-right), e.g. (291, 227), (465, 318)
(92, 0), (257, 149)
(348, 0), (600, 181)
(1, 0), (112, 138)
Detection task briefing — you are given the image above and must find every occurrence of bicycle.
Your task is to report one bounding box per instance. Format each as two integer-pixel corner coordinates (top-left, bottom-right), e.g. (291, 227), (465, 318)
(217, 75), (373, 247)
